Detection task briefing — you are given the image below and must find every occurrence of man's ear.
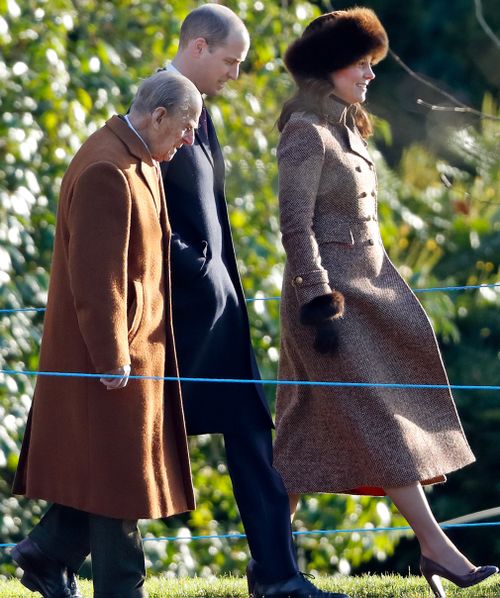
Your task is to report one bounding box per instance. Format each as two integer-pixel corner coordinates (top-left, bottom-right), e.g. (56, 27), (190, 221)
(152, 106), (168, 127)
(190, 36), (208, 57)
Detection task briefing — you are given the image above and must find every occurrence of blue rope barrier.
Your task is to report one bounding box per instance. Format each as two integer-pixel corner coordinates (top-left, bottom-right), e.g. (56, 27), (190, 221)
(1, 368), (500, 391)
(414, 283), (500, 293)
(245, 282), (500, 302)
(0, 307), (47, 314)
(1, 283), (499, 313)
(141, 521), (500, 542)
(245, 297), (281, 303)
(1, 521), (499, 549)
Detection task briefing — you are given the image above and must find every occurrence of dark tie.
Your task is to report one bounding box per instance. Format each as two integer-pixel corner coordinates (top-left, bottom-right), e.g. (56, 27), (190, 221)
(198, 105), (209, 145)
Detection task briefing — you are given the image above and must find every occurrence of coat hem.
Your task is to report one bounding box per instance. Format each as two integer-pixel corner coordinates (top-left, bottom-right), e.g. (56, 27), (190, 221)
(15, 491), (195, 521)
(276, 456), (476, 495)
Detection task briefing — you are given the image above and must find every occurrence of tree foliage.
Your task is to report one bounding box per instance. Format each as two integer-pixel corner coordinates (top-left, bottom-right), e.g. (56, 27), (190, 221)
(1, 0), (499, 581)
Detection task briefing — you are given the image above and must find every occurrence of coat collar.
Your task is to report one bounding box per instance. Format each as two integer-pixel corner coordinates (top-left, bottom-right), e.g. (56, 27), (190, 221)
(105, 115), (162, 212)
(106, 114), (153, 165)
(194, 107), (225, 176)
(325, 95), (373, 165)
(324, 94), (356, 128)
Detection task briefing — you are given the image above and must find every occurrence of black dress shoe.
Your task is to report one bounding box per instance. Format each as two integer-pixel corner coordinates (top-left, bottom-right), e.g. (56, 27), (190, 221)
(247, 562), (350, 598)
(246, 559), (258, 595)
(11, 537), (74, 597)
(67, 570), (83, 598)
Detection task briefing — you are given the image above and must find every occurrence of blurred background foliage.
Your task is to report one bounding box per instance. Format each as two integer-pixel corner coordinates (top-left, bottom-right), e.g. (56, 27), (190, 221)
(0, 0), (499, 583)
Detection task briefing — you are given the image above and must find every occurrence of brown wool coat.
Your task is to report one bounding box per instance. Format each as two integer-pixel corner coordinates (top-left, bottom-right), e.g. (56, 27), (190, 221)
(13, 115), (195, 519)
(273, 99), (475, 494)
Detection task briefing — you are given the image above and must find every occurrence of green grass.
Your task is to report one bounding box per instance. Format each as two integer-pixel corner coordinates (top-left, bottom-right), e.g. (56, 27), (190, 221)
(1, 575), (500, 597)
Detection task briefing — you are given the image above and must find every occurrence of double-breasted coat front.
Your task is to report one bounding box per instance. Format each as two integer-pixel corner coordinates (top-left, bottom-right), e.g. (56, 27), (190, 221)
(273, 98), (475, 494)
(13, 116), (195, 519)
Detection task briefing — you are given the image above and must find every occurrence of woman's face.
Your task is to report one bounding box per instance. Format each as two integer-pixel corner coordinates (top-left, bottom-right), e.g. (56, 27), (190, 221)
(329, 57), (375, 104)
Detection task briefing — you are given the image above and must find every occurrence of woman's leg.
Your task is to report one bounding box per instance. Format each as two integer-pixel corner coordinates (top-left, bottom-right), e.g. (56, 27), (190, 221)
(385, 482), (474, 574)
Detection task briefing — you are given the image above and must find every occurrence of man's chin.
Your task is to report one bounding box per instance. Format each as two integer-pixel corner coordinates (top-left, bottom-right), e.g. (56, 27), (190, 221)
(163, 148), (177, 162)
(204, 84), (225, 97)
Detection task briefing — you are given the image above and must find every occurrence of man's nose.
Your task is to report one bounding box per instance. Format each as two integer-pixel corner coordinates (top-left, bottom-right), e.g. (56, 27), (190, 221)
(229, 63), (240, 80)
(182, 129), (195, 146)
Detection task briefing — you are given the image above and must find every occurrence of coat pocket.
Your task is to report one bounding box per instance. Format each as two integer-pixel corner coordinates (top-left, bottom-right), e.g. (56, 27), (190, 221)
(196, 240), (212, 279)
(127, 280), (144, 342)
(315, 221), (355, 246)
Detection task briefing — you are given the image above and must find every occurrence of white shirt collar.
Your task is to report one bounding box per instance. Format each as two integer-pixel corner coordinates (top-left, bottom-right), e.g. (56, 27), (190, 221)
(166, 63), (182, 76)
(124, 114), (149, 152)
(124, 114), (159, 168)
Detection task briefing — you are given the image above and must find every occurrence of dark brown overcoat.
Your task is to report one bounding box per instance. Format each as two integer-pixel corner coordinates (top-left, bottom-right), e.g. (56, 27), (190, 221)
(13, 115), (195, 519)
(274, 98), (475, 494)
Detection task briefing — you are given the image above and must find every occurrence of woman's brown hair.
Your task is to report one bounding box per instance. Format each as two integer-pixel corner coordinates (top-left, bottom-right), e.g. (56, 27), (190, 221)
(277, 77), (373, 138)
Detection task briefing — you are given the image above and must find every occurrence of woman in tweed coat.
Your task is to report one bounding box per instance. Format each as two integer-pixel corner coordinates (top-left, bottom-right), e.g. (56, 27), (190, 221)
(273, 7), (497, 596)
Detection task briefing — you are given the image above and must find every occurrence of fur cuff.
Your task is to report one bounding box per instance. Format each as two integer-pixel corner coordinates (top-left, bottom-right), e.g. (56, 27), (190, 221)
(300, 291), (345, 326)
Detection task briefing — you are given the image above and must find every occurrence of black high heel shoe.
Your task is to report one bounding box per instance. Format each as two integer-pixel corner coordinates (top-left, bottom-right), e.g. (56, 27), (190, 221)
(420, 555), (498, 597)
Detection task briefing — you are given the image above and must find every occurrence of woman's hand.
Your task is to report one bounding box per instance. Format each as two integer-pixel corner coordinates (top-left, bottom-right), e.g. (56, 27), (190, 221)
(300, 291), (345, 354)
(313, 319), (339, 354)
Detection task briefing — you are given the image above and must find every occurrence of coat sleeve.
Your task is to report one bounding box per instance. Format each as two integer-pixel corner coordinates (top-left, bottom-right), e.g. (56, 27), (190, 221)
(278, 117), (332, 306)
(66, 161), (132, 373)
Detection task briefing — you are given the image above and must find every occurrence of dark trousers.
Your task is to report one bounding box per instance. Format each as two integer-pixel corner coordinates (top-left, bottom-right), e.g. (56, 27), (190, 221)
(223, 425), (298, 584)
(30, 504), (146, 598)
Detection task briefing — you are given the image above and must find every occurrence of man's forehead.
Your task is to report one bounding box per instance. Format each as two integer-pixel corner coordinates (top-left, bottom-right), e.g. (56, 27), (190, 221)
(182, 105), (201, 122)
(219, 30), (249, 59)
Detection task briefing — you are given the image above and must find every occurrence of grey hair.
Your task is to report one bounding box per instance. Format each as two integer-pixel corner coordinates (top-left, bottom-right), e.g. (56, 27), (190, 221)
(179, 3), (248, 50)
(131, 71), (201, 115)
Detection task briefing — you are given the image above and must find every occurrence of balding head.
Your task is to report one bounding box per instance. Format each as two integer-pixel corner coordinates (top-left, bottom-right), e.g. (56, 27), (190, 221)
(129, 71), (202, 162)
(172, 4), (250, 96)
(179, 3), (248, 51)
(131, 70), (200, 117)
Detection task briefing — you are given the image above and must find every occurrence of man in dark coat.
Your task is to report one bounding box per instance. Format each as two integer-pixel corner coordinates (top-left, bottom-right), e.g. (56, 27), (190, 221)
(11, 71), (201, 598)
(161, 5), (349, 598)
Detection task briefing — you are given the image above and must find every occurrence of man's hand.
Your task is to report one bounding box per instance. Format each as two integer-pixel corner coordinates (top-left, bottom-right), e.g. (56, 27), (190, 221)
(100, 365), (131, 390)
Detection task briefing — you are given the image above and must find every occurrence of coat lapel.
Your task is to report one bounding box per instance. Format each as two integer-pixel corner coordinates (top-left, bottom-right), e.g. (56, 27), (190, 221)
(325, 97), (374, 166)
(194, 106), (223, 171)
(195, 130), (215, 169)
(206, 110), (225, 187)
(345, 126), (373, 166)
(139, 162), (162, 215)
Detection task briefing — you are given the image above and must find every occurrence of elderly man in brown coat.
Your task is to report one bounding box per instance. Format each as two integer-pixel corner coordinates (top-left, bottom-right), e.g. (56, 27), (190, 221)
(11, 71), (202, 598)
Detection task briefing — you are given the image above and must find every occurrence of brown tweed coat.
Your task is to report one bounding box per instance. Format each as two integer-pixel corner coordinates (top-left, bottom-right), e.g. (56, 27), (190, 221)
(13, 115), (195, 519)
(273, 98), (475, 494)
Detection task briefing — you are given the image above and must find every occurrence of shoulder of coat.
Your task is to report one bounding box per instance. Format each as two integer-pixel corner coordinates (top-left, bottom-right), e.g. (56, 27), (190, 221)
(278, 111), (341, 160)
(283, 111), (331, 140)
(287, 110), (327, 131)
(288, 113), (346, 157)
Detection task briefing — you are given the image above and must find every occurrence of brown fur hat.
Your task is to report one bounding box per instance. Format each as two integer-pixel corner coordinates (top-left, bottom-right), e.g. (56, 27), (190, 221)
(284, 7), (388, 82)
